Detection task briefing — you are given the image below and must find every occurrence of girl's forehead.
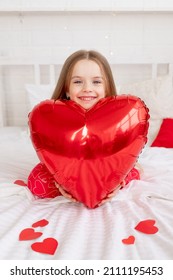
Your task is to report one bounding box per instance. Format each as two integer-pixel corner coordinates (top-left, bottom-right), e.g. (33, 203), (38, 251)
(72, 59), (103, 76)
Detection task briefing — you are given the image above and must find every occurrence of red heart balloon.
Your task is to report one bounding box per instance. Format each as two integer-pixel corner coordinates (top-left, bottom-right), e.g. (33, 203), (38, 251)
(29, 96), (149, 208)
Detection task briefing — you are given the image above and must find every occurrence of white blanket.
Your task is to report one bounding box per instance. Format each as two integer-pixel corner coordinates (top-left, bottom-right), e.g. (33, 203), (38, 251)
(0, 127), (173, 260)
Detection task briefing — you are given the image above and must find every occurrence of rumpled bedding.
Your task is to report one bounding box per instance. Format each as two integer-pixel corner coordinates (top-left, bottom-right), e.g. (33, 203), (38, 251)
(0, 127), (173, 260)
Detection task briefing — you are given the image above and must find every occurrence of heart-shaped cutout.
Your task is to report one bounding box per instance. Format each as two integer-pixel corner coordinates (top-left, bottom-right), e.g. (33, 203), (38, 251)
(31, 238), (58, 255)
(135, 219), (158, 234)
(122, 235), (135, 245)
(19, 228), (43, 241)
(29, 96), (149, 208)
(14, 179), (27, 186)
(32, 219), (49, 228)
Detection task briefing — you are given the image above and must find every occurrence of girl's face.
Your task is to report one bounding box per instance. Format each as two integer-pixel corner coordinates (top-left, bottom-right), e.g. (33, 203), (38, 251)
(68, 59), (106, 110)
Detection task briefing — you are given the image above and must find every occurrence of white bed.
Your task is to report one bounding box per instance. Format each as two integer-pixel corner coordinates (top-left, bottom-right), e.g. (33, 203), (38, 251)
(0, 61), (173, 260)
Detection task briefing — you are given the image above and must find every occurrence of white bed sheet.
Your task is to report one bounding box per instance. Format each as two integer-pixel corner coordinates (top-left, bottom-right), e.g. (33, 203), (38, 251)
(0, 127), (173, 260)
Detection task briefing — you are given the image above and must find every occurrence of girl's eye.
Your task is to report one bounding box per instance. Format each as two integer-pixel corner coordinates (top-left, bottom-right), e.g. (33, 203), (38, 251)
(93, 80), (102, 84)
(74, 80), (82, 84)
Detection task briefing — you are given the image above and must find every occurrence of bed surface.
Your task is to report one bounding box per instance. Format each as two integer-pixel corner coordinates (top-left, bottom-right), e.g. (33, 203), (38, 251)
(0, 127), (173, 260)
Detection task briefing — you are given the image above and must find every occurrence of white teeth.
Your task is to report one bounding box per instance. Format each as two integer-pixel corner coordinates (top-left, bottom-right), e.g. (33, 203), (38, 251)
(79, 97), (96, 101)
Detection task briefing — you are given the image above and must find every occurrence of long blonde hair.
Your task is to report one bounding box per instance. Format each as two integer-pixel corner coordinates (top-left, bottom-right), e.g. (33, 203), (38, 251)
(52, 50), (117, 100)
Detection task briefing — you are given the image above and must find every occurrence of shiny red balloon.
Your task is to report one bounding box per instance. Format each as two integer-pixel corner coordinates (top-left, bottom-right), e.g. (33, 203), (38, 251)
(28, 96), (149, 208)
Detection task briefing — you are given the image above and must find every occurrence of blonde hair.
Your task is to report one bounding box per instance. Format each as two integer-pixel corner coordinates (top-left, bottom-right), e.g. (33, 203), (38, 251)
(51, 49), (117, 100)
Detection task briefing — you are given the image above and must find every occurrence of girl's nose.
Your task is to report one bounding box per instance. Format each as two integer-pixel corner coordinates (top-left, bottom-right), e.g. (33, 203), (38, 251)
(83, 82), (92, 92)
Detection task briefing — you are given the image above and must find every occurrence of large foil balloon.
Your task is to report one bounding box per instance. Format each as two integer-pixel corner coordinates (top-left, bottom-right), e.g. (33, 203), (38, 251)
(29, 96), (149, 208)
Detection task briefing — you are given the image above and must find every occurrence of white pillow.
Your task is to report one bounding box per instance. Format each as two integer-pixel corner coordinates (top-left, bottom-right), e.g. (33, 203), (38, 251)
(25, 84), (55, 112)
(119, 75), (173, 145)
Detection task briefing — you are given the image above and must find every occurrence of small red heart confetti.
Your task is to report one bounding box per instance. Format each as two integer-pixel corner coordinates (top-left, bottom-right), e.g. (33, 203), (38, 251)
(134, 219), (158, 234)
(31, 238), (58, 255)
(122, 235), (135, 245)
(19, 228), (43, 241)
(14, 180), (27, 186)
(32, 219), (49, 228)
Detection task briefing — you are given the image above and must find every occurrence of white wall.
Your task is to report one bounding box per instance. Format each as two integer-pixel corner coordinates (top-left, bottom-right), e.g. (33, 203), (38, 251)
(0, 1), (173, 126)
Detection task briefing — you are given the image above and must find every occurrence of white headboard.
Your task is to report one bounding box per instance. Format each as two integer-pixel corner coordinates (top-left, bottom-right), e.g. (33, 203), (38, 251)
(0, 57), (173, 127)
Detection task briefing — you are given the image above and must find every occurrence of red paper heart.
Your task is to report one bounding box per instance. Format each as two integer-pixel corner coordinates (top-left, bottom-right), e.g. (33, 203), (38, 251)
(19, 228), (43, 241)
(29, 96), (149, 208)
(135, 219), (158, 234)
(31, 238), (58, 255)
(32, 219), (49, 228)
(14, 179), (27, 186)
(122, 235), (135, 245)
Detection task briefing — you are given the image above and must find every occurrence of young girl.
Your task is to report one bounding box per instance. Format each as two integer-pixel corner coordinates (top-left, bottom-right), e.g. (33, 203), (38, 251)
(27, 50), (140, 206)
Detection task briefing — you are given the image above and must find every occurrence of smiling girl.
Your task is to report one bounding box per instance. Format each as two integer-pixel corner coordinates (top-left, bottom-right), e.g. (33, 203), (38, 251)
(27, 50), (141, 206)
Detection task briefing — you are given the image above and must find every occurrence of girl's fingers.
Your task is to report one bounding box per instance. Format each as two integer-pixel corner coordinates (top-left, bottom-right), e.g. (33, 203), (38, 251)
(58, 186), (71, 198)
(58, 185), (77, 202)
(98, 185), (122, 206)
(98, 197), (111, 206)
(107, 186), (121, 198)
(135, 162), (144, 175)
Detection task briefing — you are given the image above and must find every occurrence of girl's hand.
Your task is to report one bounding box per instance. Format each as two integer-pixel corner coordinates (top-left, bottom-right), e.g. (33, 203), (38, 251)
(135, 162), (143, 175)
(55, 183), (77, 202)
(98, 183), (123, 207)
